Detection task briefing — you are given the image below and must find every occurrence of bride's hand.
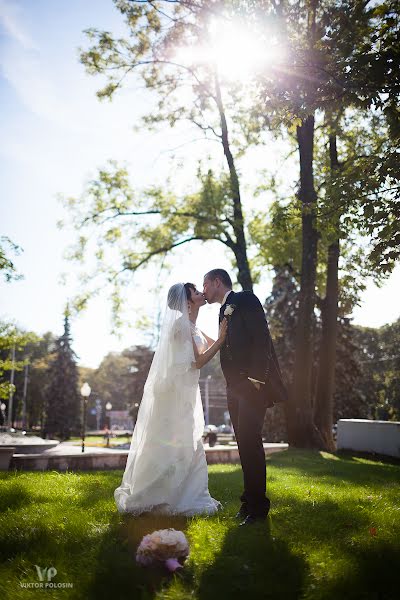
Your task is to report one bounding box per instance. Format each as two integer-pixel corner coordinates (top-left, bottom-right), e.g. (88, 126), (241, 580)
(218, 318), (228, 344)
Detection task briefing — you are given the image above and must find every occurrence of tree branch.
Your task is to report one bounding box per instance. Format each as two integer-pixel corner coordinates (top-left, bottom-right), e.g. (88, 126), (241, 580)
(191, 118), (221, 139)
(81, 207), (229, 229)
(111, 234), (223, 280)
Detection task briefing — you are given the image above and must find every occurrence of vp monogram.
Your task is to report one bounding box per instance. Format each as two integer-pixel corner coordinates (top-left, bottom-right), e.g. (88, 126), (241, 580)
(20, 565), (73, 589)
(34, 565), (57, 582)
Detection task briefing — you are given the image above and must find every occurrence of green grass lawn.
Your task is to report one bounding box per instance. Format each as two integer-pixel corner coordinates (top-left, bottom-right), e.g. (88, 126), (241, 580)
(0, 449), (399, 600)
(69, 435), (130, 448)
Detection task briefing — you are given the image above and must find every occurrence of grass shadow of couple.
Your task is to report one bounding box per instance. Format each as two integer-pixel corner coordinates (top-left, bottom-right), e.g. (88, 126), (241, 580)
(117, 505), (306, 600)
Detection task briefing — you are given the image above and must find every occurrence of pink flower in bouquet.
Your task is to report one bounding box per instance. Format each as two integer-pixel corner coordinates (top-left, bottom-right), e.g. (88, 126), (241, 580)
(136, 528), (189, 570)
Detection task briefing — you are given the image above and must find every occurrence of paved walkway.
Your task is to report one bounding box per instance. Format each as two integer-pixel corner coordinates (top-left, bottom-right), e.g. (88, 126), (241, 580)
(41, 441), (288, 456)
(41, 441), (126, 455)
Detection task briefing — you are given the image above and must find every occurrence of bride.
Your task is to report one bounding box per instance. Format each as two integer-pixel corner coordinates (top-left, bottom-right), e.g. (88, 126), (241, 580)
(114, 282), (228, 516)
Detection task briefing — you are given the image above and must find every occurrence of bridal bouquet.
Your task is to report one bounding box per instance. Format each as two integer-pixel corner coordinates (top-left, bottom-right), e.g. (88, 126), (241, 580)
(136, 528), (190, 572)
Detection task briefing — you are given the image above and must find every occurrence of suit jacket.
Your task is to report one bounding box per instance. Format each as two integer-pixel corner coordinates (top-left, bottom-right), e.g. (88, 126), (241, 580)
(219, 290), (288, 407)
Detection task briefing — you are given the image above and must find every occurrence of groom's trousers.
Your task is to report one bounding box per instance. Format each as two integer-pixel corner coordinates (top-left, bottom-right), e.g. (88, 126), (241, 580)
(226, 375), (270, 516)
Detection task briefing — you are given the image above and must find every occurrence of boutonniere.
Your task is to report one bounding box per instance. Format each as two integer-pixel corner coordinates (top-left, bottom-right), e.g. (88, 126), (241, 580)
(224, 304), (236, 317)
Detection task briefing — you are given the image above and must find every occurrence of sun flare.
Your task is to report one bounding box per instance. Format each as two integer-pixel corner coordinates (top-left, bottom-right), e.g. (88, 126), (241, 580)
(209, 19), (281, 81)
(174, 18), (283, 82)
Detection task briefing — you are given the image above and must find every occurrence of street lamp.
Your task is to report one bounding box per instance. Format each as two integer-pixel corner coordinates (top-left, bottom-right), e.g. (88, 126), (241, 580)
(80, 382), (91, 453)
(105, 402), (112, 432)
(7, 344), (16, 429)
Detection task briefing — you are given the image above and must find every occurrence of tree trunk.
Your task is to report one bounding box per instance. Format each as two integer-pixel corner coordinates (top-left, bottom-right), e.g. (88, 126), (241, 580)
(313, 133), (340, 451)
(289, 114), (323, 448)
(214, 70), (253, 291)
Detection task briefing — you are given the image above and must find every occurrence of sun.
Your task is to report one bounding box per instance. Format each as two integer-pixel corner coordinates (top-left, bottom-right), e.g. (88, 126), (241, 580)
(174, 18), (283, 83)
(208, 19), (281, 81)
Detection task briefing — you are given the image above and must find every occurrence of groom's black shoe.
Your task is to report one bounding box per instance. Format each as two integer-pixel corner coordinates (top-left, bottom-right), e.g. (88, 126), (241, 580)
(235, 504), (249, 520)
(239, 514), (268, 526)
(239, 499), (270, 525)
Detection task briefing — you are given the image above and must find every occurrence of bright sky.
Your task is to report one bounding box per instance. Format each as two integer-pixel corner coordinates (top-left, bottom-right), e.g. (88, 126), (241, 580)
(1, 0), (399, 369)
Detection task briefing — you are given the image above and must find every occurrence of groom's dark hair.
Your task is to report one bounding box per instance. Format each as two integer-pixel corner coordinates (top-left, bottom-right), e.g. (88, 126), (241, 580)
(204, 269), (232, 288)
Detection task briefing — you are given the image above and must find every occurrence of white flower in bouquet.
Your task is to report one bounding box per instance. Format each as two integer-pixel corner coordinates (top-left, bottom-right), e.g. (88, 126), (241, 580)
(136, 528), (190, 572)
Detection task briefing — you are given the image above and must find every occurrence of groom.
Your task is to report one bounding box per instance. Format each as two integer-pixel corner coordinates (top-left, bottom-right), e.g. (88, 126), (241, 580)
(203, 268), (288, 526)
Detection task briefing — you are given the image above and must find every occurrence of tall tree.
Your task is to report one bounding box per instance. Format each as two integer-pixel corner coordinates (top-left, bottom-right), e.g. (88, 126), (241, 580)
(292, 111), (321, 446)
(0, 237), (27, 425)
(44, 313), (81, 440)
(312, 86), (400, 445)
(66, 0), (256, 310)
(0, 321), (38, 426)
(250, 103), (396, 447)
(9, 332), (56, 430)
(313, 125), (340, 451)
(251, 0), (399, 447)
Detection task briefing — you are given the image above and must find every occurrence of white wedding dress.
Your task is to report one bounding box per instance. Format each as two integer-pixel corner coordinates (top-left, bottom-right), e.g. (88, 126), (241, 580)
(114, 283), (222, 517)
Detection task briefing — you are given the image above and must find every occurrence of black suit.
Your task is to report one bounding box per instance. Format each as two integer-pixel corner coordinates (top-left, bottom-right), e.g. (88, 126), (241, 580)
(219, 290), (287, 517)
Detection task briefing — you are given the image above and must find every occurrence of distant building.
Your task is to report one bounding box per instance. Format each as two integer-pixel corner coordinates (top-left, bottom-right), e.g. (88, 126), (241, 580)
(107, 410), (133, 430)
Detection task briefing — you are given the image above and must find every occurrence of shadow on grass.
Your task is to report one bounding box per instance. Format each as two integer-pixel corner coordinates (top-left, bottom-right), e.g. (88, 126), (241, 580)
(200, 466), (399, 600)
(204, 468), (307, 599)
(85, 511), (192, 600)
(0, 482), (49, 514)
(87, 504), (307, 600)
(321, 543), (400, 600)
(197, 517), (308, 600)
(335, 449), (400, 466)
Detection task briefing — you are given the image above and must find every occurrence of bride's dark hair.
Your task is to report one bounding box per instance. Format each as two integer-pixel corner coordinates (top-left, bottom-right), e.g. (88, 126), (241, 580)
(184, 282), (196, 301)
(167, 282), (196, 310)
